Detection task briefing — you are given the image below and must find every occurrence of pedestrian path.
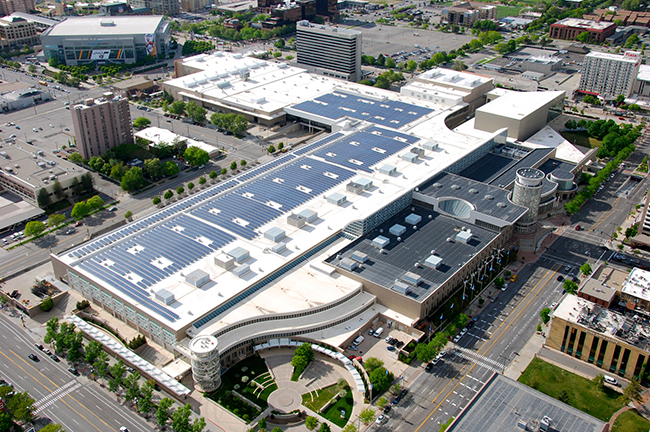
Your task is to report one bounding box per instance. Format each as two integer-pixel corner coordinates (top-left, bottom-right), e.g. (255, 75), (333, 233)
(34, 380), (82, 414)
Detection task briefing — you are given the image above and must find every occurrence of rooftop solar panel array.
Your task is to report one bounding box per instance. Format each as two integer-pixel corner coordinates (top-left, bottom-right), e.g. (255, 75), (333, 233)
(292, 132), (344, 156)
(313, 130), (414, 172)
(75, 215), (236, 321)
(191, 157), (356, 239)
(236, 153), (296, 182)
(290, 91), (434, 128)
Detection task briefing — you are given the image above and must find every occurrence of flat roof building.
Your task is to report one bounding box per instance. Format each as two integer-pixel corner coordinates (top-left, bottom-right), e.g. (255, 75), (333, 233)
(0, 142), (88, 207)
(549, 18), (616, 43)
(447, 373), (607, 432)
(7, 12), (60, 32)
(474, 89), (565, 141)
(296, 20), (362, 82)
(579, 50), (641, 97)
(40, 15), (170, 66)
(0, 16), (39, 50)
(0, 0), (35, 18)
(548, 294), (650, 380)
(71, 92), (133, 160)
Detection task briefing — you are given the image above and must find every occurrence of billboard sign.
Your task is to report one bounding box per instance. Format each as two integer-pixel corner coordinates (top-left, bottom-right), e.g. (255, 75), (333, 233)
(90, 50), (111, 60)
(145, 34), (156, 56)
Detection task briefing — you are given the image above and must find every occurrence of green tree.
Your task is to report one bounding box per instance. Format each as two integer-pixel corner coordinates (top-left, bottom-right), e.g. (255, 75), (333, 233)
(593, 373), (605, 390)
(188, 182), (195, 191)
(133, 117), (151, 129)
(452, 60), (467, 71)
(295, 342), (314, 362)
(153, 196), (161, 205)
(368, 367), (394, 393)
(176, 186), (185, 195)
(37, 188), (51, 209)
(221, 168), (227, 175)
(580, 262), (592, 276)
(67, 330), (84, 362)
(291, 355), (308, 373)
(268, 145), (276, 153)
(93, 351), (110, 382)
(6, 391), (35, 423)
(230, 161), (237, 172)
(385, 57), (396, 68)
(40, 296), (54, 312)
(40, 424), (64, 432)
(318, 423), (331, 432)
(53, 180), (65, 200)
(25, 221), (46, 237)
(240, 159), (247, 167)
(68, 153), (86, 165)
(81, 172), (94, 193)
(109, 360), (126, 392)
(199, 176), (206, 185)
(168, 100), (186, 116)
(47, 214), (66, 228)
(364, 357), (384, 373)
(139, 381), (155, 413)
(44, 317), (59, 344)
(85, 340), (103, 364)
(258, 418), (268, 430)
(209, 170), (217, 180)
(540, 307), (551, 324)
(157, 397), (174, 427)
(186, 100), (207, 123)
(163, 161), (180, 176)
(184, 146), (210, 167)
(359, 407), (376, 425)
(124, 372), (141, 402)
(71, 177), (83, 196)
(406, 59), (417, 72)
(575, 31), (590, 43)
(563, 279), (578, 295)
(342, 425), (358, 432)
(144, 158), (163, 180)
(274, 38), (285, 49)
(306, 416), (319, 430)
(164, 190), (174, 200)
(621, 378), (643, 403)
(87, 195), (105, 210)
(231, 114), (249, 134)
(121, 167), (146, 191)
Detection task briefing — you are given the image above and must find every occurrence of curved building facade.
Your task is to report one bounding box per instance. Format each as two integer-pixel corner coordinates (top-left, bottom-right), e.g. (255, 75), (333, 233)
(511, 168), (544, 231)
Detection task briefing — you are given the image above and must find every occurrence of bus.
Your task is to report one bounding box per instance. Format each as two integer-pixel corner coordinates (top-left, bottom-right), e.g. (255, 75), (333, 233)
(38, 80), (48, 86)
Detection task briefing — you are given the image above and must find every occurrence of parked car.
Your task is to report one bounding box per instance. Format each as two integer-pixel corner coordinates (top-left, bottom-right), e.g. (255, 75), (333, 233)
(28, 354), (39, 362)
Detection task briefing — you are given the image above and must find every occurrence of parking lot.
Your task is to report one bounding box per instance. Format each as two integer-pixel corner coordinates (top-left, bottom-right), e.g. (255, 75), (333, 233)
(343, 326), (415, 375)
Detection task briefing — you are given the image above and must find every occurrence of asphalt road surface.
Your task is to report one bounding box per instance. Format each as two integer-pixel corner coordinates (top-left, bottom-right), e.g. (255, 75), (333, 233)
(0, 310), (151, 432)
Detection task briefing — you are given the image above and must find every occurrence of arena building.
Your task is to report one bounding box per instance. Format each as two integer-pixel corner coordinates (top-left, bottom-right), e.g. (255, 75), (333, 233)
(40, 15), (170, 66)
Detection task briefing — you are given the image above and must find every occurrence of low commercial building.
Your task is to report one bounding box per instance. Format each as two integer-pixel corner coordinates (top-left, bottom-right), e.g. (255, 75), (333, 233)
(0, 143), (88, 207)
(0, 84), (51, 112)
(40, 15), (170, 66)
(619, 267), (650, 315)
(0, 16), (38, 50)
(585, 9), (650, 28)
(549, 18), (616, 44)
(548, 294), (650, 380)
(442, 2), (496, 27)
(474, 89), (565, 141)
(447, 373), (606, 432)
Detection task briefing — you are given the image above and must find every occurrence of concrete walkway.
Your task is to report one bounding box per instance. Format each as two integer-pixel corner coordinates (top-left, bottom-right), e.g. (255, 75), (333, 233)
(260, 348), (368, 432)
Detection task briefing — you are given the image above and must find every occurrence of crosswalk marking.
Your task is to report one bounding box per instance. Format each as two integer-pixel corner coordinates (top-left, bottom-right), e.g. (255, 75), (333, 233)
(34, 381), (81, 414)
(455, 348), (505, 374)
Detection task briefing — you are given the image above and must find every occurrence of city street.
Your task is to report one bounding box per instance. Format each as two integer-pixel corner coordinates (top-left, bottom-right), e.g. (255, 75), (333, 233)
(0, 310), (152, 432)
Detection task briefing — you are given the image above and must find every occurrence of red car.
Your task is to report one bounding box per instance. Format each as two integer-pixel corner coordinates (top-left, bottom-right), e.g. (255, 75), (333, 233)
(575, 225), (581, 231)
(74, 221), (82, 227)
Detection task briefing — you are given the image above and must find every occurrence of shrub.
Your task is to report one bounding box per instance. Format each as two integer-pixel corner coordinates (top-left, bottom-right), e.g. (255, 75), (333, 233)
(128, 334), (147, 350)
(40, 296), (54, 312)
(76, 299), (91, 310)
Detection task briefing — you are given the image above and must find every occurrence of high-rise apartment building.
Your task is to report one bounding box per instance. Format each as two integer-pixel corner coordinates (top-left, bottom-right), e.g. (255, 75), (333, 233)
(296, 20), (361, 81)
(579, 50), (641, 98)
(71, 92), (133, 160)
(0, 0), (35, 17)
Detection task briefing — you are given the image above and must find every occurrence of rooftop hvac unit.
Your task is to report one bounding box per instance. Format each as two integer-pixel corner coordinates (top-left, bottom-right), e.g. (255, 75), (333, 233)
(392, 281), (410, 295)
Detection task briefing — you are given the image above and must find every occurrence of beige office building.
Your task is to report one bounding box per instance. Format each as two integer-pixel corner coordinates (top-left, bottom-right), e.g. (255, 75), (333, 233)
(71, 92), (133, 160)
(548, 295), (649, 380)
(0, 16), (38, 50)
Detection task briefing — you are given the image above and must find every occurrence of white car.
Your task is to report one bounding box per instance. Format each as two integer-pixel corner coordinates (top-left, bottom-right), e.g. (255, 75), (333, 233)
(460, 327), (467, 336)
(453, 335), (461, 343)
(120, 427), (130, 432)
(375, 414), (386, 424)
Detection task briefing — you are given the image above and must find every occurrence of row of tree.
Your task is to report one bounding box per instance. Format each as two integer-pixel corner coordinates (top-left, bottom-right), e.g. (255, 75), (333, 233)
(36, 173), (94, 210)
(42, 318), (206, 431)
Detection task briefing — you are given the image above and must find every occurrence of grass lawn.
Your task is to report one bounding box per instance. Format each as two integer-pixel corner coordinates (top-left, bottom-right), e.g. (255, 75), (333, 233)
(560, 131), (602, 149)
(518, 358), (625, 422)
(321, 390), (353, 428)
(612, 409), (650, 432)
(496, 5), (522, 19)
(302, 384), (340, 412)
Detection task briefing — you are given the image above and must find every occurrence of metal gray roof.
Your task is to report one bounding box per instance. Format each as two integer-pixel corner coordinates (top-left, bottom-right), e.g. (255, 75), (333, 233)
(448, 374), (606, 432)
(327, 207), (499, 302)
(418, 173), (528, 223)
